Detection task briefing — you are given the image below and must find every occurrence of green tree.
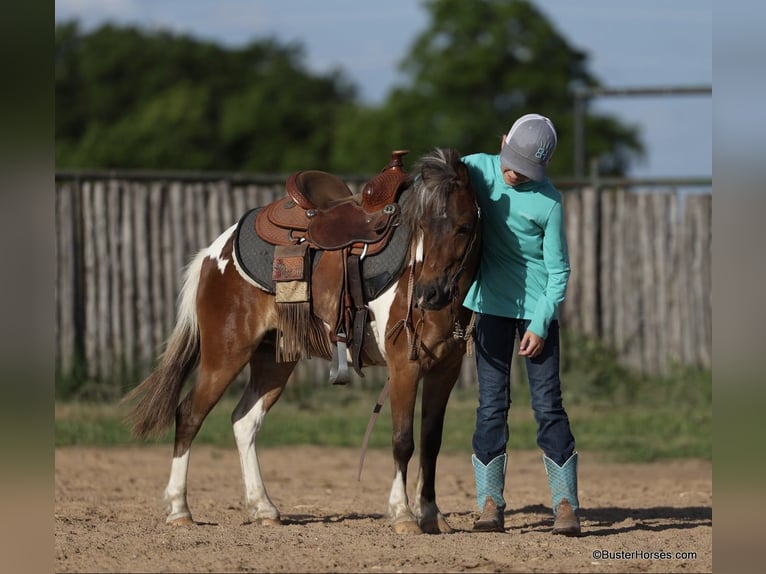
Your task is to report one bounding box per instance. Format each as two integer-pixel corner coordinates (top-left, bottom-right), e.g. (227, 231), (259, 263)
(55, 23), (357, 171)
(56, 3), (643, 176)
(334, 0), (643, 175)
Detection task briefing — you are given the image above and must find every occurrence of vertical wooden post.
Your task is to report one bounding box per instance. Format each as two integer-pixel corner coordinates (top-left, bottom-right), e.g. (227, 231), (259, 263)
(599, 190), (615, 348)
(581, 187), (599, 337)
(107, 180), (123, 387)
(133, 183), (153, 374)
(562, 190), (581, 332)
(56, 183), (76, 377)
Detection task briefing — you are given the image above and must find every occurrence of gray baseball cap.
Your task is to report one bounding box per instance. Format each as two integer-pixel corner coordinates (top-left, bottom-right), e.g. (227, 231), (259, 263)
(500, 113), (558, 181)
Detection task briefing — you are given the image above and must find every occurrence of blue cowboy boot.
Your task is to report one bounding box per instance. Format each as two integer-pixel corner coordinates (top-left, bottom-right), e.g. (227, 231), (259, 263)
(472, 453), (506, 532)
(543, 452), (581, 535)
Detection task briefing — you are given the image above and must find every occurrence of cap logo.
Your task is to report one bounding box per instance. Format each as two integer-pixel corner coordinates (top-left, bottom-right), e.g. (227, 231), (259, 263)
(535, 142), (553, 161)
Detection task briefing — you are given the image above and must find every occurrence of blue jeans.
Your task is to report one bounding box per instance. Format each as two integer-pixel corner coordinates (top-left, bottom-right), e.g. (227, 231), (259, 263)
(472, 314), (575, 466)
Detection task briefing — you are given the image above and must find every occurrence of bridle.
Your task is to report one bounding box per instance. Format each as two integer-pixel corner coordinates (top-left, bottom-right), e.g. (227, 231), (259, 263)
(446, 195), (481, 343)
(386, 185), (481, 359)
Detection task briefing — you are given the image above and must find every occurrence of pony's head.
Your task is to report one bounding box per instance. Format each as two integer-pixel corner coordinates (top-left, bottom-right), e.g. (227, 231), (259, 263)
(401, 148), (481, 311)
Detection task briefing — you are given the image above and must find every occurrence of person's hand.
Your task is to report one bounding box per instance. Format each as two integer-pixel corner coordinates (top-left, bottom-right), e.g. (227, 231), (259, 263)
(518, 330), (544, 358)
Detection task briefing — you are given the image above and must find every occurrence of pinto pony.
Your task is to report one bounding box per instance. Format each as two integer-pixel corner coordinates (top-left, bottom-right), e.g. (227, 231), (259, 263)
(123, 148), (481, 534)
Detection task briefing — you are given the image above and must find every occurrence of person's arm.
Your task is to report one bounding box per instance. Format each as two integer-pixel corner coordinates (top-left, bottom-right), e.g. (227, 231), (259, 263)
(528, 201), (570, 340)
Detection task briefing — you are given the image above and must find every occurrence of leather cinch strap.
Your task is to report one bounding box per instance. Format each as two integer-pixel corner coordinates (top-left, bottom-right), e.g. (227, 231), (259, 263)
(347, 253), (366, 377)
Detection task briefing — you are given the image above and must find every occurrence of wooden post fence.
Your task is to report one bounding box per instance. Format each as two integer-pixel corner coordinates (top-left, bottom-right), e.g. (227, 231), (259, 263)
(55, 172), (711, 393)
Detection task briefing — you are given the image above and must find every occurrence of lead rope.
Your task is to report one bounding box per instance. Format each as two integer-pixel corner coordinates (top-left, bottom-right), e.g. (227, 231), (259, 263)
(357, 379), (390, 481)
(462, 311), (477, 357)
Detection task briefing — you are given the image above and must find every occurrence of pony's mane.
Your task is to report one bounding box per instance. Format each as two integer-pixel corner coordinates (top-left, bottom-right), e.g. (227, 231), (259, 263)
(400, 147), (465, 231)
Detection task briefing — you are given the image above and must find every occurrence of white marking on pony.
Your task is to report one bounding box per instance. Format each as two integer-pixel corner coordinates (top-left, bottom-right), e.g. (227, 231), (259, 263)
(414, 231), (424, 263)
(206, 224), (237, 274)
(387, 468), (412, 523)
(163, 450), (192, 522)
(413, 467), (425, 517)
(215, 225), (273, 293)
(412, 468), (438, 524)
(367, 282), (398, 360)
(232, 392), (280, 521)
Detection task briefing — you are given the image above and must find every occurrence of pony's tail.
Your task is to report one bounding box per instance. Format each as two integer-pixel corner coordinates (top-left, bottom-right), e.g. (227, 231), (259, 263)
(121, 252), (205, 439)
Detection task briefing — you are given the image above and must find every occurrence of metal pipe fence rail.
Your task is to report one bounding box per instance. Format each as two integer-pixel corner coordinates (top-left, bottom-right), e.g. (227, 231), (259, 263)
(55, 171), (711, 395)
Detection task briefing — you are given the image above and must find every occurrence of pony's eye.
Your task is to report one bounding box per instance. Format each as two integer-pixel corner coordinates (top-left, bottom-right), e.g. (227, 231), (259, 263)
(457, 224), (474, 235)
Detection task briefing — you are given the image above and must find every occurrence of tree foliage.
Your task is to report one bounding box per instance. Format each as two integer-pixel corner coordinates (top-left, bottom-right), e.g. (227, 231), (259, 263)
(55, 22), (356, 171)
(55, 1), (643, 175)
(336, 0), (643, 175)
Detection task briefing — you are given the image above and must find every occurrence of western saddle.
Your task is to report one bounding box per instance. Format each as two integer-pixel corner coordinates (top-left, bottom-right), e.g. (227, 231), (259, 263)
(254, 150), (411, 383)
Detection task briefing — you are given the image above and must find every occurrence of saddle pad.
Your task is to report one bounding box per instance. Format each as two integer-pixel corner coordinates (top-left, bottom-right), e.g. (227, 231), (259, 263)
(235, 208), (300, 293)
(234, 207), (411, 300)
(359, 218), (410, 300)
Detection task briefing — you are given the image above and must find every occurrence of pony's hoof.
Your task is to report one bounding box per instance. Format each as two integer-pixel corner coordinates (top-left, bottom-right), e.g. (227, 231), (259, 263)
(420, 515), (454, 534)
(253, 517), (282, 526)
(392, 520), (423, 535)
(167, 515), (194, 526)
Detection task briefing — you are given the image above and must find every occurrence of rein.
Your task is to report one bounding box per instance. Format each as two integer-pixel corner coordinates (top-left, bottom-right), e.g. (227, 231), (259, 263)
(385, 253), (420, 359)
(446, 200), (480, 344)
(385, 195), (481, 357)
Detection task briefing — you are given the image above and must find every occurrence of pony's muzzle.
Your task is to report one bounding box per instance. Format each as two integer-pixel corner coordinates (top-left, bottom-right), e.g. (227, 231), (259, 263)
(414, 280), (451, 311)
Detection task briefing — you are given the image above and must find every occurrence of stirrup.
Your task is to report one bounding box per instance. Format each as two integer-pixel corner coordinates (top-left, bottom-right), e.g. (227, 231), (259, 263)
(329, 338), (350, 385)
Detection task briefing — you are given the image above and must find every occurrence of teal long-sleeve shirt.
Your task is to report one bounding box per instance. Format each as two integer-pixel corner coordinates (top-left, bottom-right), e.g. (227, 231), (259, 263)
(461, 153), (570, 339)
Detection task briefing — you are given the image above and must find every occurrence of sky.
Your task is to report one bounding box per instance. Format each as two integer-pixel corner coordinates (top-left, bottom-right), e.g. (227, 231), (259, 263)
(55, 0), (713, 179)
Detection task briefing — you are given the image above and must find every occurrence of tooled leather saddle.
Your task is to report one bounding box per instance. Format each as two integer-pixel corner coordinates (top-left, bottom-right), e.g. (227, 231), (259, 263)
(250, 150), (411, 384)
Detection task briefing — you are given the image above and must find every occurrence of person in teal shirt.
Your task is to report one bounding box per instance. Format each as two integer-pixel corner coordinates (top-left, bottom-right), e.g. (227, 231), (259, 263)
(462, 113), (580, 535)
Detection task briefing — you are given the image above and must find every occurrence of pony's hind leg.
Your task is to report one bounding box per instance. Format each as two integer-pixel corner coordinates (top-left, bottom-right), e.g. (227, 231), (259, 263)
(232, 345), (295, 525)
(164, 347), (252, 525)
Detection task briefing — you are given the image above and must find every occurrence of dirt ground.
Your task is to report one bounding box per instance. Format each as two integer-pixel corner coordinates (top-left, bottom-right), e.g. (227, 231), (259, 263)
(55, 445), (711, 573)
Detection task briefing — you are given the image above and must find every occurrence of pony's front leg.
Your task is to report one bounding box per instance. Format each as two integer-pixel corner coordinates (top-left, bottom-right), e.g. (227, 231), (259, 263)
(412, 357), (462, 533)
(387, 367), (422, 534)
(413, 469), (453, 534)
(232, 350), (293, 525)
(387, 460), (420, 534)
